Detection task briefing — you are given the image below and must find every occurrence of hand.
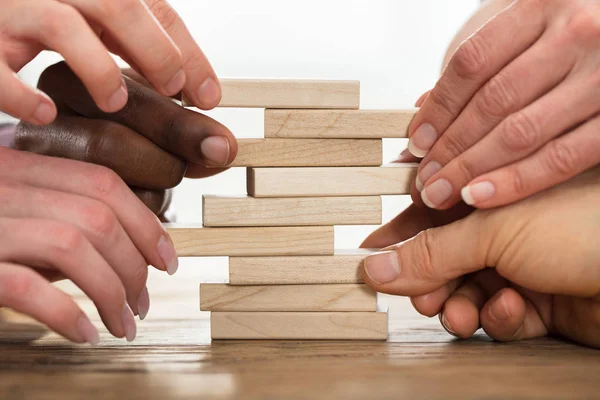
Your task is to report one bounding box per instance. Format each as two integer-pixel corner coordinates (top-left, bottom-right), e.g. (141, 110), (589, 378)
(13, 61), (238, 217)
(0, 0), (220, 124)
(0, 145), (181, 344)
(362, 167), (600, 348)
(408, 0), (600, 210)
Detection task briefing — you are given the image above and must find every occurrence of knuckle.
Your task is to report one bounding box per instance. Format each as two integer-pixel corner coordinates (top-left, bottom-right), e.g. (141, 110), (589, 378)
(438, 132), (470, 159)
(426, 86), (456, 120)
(82, 203), (119, 241)
(508, 165), (528, 198)
(501, 111), (540, 152)
(564, 5), (600, 44)
(53, 226), (87, 256)
(409, 230), (438, 282)
(451, 34), (489, 79)
(147, 50), (182, 77)
(544, 140), (580, 176)
(477, 73), (520, 118)
(147, 0), (180, 32)
(96, 0), (141, 19)
(454, 156), (478, 183)
(88, 166), (125, 199)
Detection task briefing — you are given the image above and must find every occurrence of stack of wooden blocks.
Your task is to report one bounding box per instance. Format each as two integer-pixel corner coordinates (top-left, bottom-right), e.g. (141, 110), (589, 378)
(169, 79), (417, 340)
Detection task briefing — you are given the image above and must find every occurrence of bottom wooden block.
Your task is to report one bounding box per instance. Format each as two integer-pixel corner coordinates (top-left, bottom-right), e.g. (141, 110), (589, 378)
(210, 312), (388, 340)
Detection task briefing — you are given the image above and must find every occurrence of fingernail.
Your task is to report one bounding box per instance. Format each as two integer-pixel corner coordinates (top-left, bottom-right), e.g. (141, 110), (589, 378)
(164, 69), (186, 96)
(107, 80), (128, 112)
(122, 304), (137, 342)
(364, 250), (401, 284)
(393, 149), (413, 163)
(421, 179), (453, 209)
(157, 234), (178, 275)
(416, 161), (442, 192)
(408, 123), (437, 158)
(138, 286), (150, 320)
(439, 312), (458, 337)
(201, 136), (230, 166)
(461, 181), (496, 206)
(77, 315), (99, 345)
(489, 293), (510, 321)
(33, 100), (55, 124)
(197, 77), (221, 107)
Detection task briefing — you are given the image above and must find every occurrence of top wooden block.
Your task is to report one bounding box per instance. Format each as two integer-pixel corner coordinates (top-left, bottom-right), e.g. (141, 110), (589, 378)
(264, 109), (417, 138)
(184, 79), (360, 109)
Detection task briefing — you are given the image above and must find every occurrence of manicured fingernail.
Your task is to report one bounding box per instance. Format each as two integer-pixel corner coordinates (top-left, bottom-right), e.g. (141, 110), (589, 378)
(107, 80), (128, 112)
(461, 181), (496, 206)
(439, 312), (458, 337)
(122, 304), (137, 342)
(77, 315), (99, 345)
(408, 123), (437, 158)
(164, 69), (186, 96)
(393, 148), (413, 163)
(364, 250), (400, 284)
(197, 77), (221, 107)
(421, 179), (453, 209)
(33, 99), (55, 124)
(416, 161), (442, 192)
(138, 286), (150, 320)
(157, 234), (178, 275)
(201, 136), (230, 166)
(489, 293), (510, 321)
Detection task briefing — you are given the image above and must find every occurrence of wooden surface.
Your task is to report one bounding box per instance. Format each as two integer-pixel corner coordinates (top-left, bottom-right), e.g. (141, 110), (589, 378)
(211, 311), (388, 340)
(165, 225), (334, 256)
(185, 79), (360, 109)
(247, 164), (418, 197)
(230, 138), (382, 167)
(1, 273), (600, 400)
(265, 109), (417, 138)
(200, 284), (376, 312)
(203, 195), (382, 227)
(229, 251), (372, 285)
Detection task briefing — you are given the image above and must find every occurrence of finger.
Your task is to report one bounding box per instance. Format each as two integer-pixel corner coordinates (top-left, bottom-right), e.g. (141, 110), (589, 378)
(414, 90), (431, 108)
(63, 0), (185, 97)
(143, 0), (221, 109)
(480, 287), (548, 342)
(410, 278), (463, 318)
(0, 146), (178, 276)
(392, 149), (421, 164)
(39, 63), (237, 167)
(552, 295), (600, 349)
(0, 218), (134, 340)
(0, 63), (57, 125)
(362, 211), (489, 296)
(460, 112), (600, 208)
(8, 3), (126, 113)
(131, 187), (172, 216)
(15, 115), (186, 190)
(0, 262), (98, 344)
(407, 1), (545, 156)
(0, 182), (148, 318)
(414, 35), (575, 209)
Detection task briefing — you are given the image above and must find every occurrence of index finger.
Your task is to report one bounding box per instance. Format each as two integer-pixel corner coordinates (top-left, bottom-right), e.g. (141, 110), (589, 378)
(39, 62), (237, 167)
(407, 0), (545, 158)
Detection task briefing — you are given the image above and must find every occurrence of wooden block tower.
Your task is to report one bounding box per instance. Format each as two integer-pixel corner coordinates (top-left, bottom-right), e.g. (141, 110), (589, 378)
(170, 79), (417, 340)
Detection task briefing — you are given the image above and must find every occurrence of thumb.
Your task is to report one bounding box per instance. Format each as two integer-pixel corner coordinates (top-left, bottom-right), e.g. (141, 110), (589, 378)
(362, 212), (490, 296)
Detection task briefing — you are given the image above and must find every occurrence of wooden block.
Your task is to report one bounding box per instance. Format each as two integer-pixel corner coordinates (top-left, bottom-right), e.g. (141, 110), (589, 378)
(185, 79), (360, 109)
(200, 284), (376, 312)
(264, 109), (417, 138)
(203, 196), (381, 227)
(230, 138), (382, 167)
(247, 164), (417, 197)
(165, 225), (334, 256)
(228, 250), (373, 285)
(211, 311), (388, 340)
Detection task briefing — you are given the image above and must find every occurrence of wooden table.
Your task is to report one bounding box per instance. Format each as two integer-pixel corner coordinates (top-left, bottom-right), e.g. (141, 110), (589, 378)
(1, 269), (599, 400)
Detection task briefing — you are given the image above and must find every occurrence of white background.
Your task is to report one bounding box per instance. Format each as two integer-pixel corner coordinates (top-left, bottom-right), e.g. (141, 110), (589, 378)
(5, 0), (479, 318)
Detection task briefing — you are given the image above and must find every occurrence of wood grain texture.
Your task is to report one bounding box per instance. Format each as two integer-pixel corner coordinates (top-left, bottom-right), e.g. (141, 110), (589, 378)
(247, 164), (418, 197)
(203, 196), (381, 227)
(265, 109), (417, 138)
(200, 284), (376, 312)
(165, 225), (334, 256)
(211, 311), (388, 340)
(228, 251), (373, 285)
(230, 138), (382, 167)
(183, 79), (360, 109)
